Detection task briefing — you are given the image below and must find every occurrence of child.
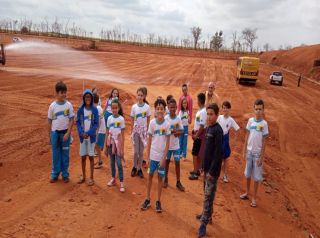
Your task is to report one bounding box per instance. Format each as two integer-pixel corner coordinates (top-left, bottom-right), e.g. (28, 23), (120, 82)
(197, 103), (223, 238)
(48, 81), (74, 183)
(140, 87), (149, 169)
(189, 93), (206, 180)
(217, 101), (240, 183)
(76, 89), (99, 186)
(141, 98), (170, 213)
(106, 99), (126, 192)
(164, 98), (185, 191)
(103, 88), (119, 127)
(178, 97), (189, 161)
(240, 99), (269, 208)
(92, 87), (101, 106)
(165, 94), (173, 115)
(94, 93), (106, 169)
(130, 88), (151, 178)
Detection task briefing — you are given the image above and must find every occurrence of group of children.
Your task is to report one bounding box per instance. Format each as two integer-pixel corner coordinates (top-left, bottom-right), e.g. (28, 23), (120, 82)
(48, 81), (269, 238)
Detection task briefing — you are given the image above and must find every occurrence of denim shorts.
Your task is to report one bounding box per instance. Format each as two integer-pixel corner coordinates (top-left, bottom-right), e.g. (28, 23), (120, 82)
(80, 138), (95, 157)
(244, 150), (263, 182)
(148, 160), (165, 177)
(96, 133), (106, 149)
(166, 149), (180, 161)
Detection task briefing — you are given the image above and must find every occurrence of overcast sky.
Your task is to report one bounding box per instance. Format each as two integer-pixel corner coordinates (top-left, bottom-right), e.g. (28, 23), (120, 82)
(1, 0), (319, 49)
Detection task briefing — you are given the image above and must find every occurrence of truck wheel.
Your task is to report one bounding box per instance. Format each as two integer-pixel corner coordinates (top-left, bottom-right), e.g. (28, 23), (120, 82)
(279, 81), (283, 86)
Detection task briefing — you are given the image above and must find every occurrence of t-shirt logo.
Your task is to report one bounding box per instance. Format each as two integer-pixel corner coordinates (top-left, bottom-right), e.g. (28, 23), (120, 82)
(196, 116), (200, 122)
(182, 114), (188, 119)
(115, 121), (120, 128)
(256, 124), (263, 131)
(88, 114), (92, 120)
(64, 108), (69, 116)
(160, 128), (165, 135)
(142, 111), (146, 117)
(174, 123), (179, 129)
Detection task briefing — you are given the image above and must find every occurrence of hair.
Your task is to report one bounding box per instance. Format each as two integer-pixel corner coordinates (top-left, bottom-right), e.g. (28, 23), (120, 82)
(254, 99), (264, 109)
(222, 101), (231, 109)
(140, 87), (149, 104)
(111, 98), (124, 116)
(197, 92), (206, 105)
(166, 94), (173, 103)
(154, 98), (166, 109)
(55, 81), (67, 93)
(207, 103), (219, 115)
(93, 93), (99, 104)
(182, 83), (187, 88)
(109, 88), (119, 100)
(168, 98), (177, 106)
(180, 97), (188, 112)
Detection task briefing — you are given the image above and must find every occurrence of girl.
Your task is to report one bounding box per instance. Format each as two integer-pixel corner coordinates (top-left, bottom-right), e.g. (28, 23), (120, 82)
(105, 99), (126, 192)
(130, 88), (151, 178)
(178, 97), (189, 161)
(103, 88), (119, 127)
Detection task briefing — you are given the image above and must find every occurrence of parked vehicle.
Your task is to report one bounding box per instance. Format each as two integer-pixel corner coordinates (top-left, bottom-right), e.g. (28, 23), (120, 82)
(236, 57), (260, 85)
(270, 71), (283, 85)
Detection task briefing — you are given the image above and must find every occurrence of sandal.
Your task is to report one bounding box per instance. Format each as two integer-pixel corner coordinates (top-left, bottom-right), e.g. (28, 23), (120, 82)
(87, 179), (95, 186)
(240, 193), (249, 200)
(77, 175), (86, 184)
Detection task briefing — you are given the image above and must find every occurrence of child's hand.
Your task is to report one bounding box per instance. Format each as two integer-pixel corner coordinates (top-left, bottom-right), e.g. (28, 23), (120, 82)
(257, 158), (263, 167)
(63, 132), (70, 142)
(188, 118), (191, 124)
(104, 147), (109, 157)
(207, 173), (214, 182)
(160, 158), (166, 168)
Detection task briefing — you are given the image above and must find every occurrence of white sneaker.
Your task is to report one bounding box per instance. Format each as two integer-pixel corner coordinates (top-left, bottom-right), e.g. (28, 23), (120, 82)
(107, 178), (116, 187)
(223, 175), (229, 183)
(120, 182), (125, 193)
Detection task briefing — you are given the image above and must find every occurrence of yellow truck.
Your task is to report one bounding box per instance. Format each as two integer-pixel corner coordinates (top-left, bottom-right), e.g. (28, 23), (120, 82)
(236, 57), (259, 85)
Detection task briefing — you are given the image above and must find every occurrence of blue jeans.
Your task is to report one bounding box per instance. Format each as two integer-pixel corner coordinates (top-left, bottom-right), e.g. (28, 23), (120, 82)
(108, 147), (124, 182)
(179, 126), (188, 158)
(50, 130), (71, 179)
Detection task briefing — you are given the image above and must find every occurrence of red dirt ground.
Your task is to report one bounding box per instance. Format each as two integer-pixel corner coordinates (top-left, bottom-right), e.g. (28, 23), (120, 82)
(0, 35), (319, 238)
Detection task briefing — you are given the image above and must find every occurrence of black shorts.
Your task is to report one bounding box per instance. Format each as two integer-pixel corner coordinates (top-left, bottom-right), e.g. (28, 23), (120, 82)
(192, 138), (202, 156)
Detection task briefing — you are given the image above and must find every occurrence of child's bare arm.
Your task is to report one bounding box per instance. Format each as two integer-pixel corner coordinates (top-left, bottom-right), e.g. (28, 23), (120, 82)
(160, 136), (170, 168)
(121, 129), (125, 156)
(258, 136), (267, 166)
(48, 120), (52, 144)
(64, 117), (74, 142)
(146, 135), (152, 162)
(243, 131), (249, 159)
(104, 128), (109, 157)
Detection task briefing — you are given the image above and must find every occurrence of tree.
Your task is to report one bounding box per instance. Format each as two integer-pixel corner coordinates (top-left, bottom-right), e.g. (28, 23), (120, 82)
(263, 43), (270, 52)
(231, 31), (239, 52)
(191, 26), (202, 49)
(242, 28), (258, 52)
(210, 30), (223, 51)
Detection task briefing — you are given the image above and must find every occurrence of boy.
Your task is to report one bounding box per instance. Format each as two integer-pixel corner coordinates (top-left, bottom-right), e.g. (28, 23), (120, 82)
(217, 101), (240, 183)
(189, 93), (206, 180)
(76, 89), (99, 186)
(197, 103), (223, 238)
(141, 98), (170, 213)
(164, 98), (185, 191)
(94, 93), (106, 169)
(48, 81), (74, 183)
(240, 99), (269, 208)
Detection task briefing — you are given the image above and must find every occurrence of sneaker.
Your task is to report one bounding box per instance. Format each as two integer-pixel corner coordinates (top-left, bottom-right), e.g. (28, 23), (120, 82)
(137, 169), (144, 178)
(223, 175), (229, 183)
(163, 177), (168, 188)
(189, 170), (200, 176)
(155, 200), (162, 213)
(120, 182), (125, 193)
(62, 177), (69, 183)
(176, 181), (185, 191)
(131, 167), (137, 177)
(94, 161), (103, 169)
(50, 177), (58, 183)
(189, 173), (199, 180)
(141, 199), (151, 210)
(198, 223), (207, 238)
(107, 178), (116, 187)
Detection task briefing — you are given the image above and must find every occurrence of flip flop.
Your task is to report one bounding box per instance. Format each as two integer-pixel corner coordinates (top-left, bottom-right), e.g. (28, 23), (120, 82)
(87, 179), (95, 186)
(77, 175), (85, 184)
(240, 194), (249, 200)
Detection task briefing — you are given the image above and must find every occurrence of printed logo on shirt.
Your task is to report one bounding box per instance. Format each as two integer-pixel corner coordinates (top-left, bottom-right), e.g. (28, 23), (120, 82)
(182, 114), (188, 120)
(64, 108), (69, 116)
(155, 128), (166, 135)
(250, 124), (263, 132)
(196, 116), (200, 122)
(84, 114), (92, 121)
(135, 111), (147, 120)
(109, 121), (121, 128)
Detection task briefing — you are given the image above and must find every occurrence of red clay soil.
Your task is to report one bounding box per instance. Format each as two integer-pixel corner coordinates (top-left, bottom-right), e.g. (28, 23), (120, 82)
(0, 36), (319, 238)
(260, 44), (320, 81)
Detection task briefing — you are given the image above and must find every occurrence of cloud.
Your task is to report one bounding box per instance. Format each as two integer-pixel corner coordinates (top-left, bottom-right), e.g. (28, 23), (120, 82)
(0, 0), (319, 48)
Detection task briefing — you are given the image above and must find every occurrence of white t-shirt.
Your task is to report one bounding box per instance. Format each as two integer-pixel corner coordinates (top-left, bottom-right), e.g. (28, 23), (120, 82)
(84, 107), (92, 133)
(148, 118), (171, 161)
(178, 110), (189, 126)
(130, 103), (151, 128)
(97, 105), (106, 134)
(217, 115), (240, 135)
(165, 115), (184, 150)
(194, 108), (207, 131)
(246, 117), (269, 153)
(48, 100), (74, 131)
(107, 115), (125, 139)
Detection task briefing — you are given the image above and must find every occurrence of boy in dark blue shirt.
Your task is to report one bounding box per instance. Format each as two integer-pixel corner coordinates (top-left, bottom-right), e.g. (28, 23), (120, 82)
(197, 103), (223, 238)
